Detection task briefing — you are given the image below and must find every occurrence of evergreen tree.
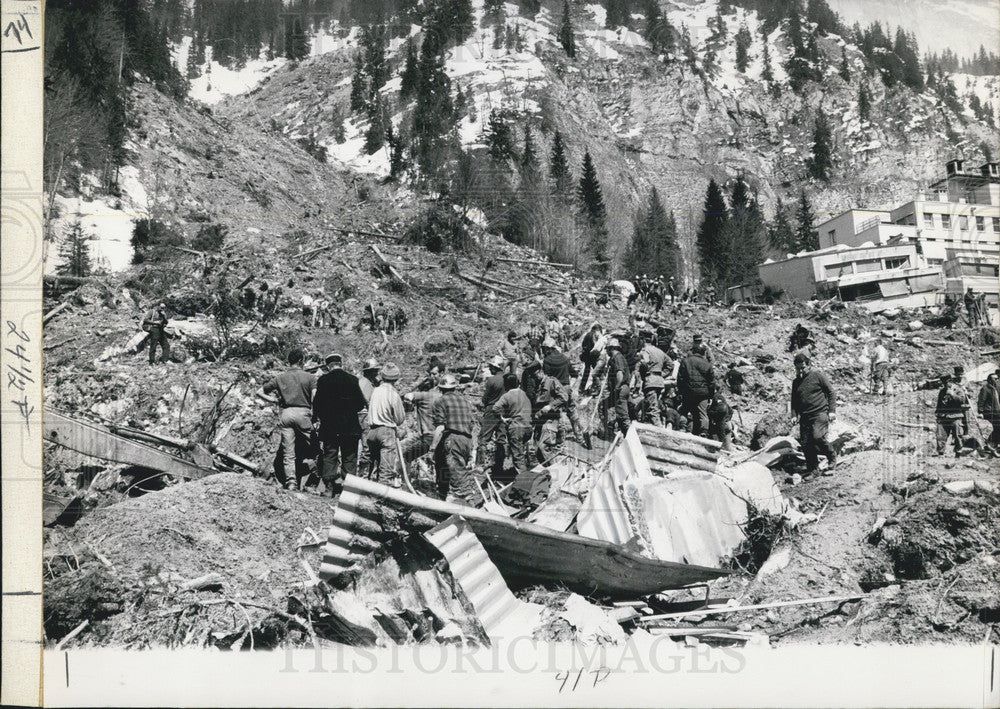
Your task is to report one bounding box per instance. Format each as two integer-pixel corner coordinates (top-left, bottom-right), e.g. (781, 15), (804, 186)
(784, 3), (811, 93)
(558, 0), (576, 58)
(411, 27), (455, 178)
(839, 46), (851, 82)
(768, 197), (797, 254)
(484, 0), (505, 24)
(362, 23), (389, 102)
(549, 130), (572, 194)
(858, 82), (871, 121)
(604, 0), (629, 30)
(696, 179), (729, 288)
(795, 190), (819, 252)
(285, 15), (309, 61)
(709, 3), (727, 42)
(486, 109), (516, 163)
(644, 0), (673, 55)
(761, 30), (775, 85)
(723, 175), (765, 286)
(627, 188), (682, 280)
(57, 218), (92, 278)
(735, 23), (752, 73)
(808, 110), (834, 182)
(388, 129), (408, 179)
(895, 28), (923, 91)
(680, 24), (697, 67)
(364, 92), (389, 154)
(578, 150), (610, 277)
(520, 124), (539, 179)
(349, 54), (367, 111)
(399, 38), (419, 100)
(331, 104), (347, 143)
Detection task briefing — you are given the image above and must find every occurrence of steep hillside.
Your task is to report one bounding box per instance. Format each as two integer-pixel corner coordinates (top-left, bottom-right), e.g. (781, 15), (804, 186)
(211, 0), (998, 278)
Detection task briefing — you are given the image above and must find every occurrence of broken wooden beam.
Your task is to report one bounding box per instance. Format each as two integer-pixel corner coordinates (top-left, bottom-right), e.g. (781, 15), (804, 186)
(43, 301), (72, 324)
(495, 257), (573, 269)
(643, 447), (718, 473)
(369, 244), (409, 287)
(504, 288), (558, 305)
(296, 244), (335, 260)
(455, 271), (513, 297)
(331, 226), (401, 241)
(640, 594), (865, 623)
(43, 410), (217, 480)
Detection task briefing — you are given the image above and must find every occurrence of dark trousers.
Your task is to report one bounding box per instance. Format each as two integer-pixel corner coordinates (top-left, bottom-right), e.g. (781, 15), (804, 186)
(610, 383), (631, 434)
(579, 351), (599, 392)
(499, 423), (532, 483)
(435, 432), (478, 504)
(800, 412), (836, 470)
(988, 417), (1000, 448)
(936, 416), (965, 455)
(148, 326), (169, 363)
(478, 407), (500, 465)
(319, 431), (360, 484)
(683, 394), (710, 436)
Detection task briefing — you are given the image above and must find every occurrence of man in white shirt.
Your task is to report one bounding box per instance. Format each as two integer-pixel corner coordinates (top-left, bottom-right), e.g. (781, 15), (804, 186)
(870, 338), (890, 396)
(365, 363), (406, 486)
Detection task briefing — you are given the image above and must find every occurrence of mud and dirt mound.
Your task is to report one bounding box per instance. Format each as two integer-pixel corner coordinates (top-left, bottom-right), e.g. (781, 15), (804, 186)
(45, 473), (333, 648)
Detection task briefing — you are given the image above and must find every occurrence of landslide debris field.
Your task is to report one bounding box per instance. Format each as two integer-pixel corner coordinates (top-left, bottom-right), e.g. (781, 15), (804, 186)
(42, 220), (999, 649)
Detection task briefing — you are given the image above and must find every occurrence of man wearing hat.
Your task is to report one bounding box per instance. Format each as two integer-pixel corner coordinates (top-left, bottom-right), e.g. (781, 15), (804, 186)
(478, 355), (507, 468)
(639, 329), (669, 427)
(678, 342), (715, 436)
(499, 331), (521, 376)
(430, 374), (479, 505)
(579, 323), (604, 394)
(357, 358), (381, 474)
(936, 366), (971, 457)
(976, 371), (1000, 456)
(312, 353), (367, 495)
(606, 337), (632, 435)
(142, 301), (171, 365)
(790, 352), (838, 475)
(401, 374), (441, 470)
(542, 336), (590, 449)
(692, 333), (713, 364)
(366, 362), (406, 485)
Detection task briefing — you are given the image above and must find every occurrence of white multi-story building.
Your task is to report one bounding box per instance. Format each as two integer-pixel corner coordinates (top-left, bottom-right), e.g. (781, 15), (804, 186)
(770, 161), (1000, 308)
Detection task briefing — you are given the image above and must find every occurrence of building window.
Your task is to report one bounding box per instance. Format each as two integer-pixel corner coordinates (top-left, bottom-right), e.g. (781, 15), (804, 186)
(959, 215), (969, 231)
(976, 216), (985, 231)
(884, 256), (910, 270)
(828, 229), (836, 244)
(941, 214), (951, 229)
(854, 259), (882, 273)
(993, 217), (1000, 233)
(923, 213), (935, 228)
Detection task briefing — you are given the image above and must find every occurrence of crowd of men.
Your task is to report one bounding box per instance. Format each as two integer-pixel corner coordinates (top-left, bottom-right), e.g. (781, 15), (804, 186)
(254, 307), (828, 504)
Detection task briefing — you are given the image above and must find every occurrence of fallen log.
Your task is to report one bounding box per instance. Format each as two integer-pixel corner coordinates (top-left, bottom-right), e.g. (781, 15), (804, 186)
(44, 410), (217, 480)
(455, 271), (513, 297)
(495, 257), (573, 269)
(643, 448), (717, 473)
(296, 244), (335, 260)
(504, 288), (558, 305)
(370, 244), (409, 287)
(633, 422), (721, 459)
(43, 301), (72, 324)
(331, 226), (401, 241)
(640, 594), (865, 622)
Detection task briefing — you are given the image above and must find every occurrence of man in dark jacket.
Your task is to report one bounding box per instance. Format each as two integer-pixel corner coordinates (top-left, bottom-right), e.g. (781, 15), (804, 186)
(606, 338), (632, 435)
(478, 355), (507, 467)
(142, 302), (170, 364)
(312, 353), (367, 495)
(936, 368), (971, 456)
(542, 337), (589, 448)
(579, 324), (603, 394)
(790, 352), (838, 475)
(678, 343), (714, 436)
(977, 372), (1000, 454)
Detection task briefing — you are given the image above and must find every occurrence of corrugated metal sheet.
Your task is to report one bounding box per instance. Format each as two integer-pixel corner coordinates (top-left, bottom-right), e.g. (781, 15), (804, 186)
(319, 483), (379, 580)
(626, 475), (748, 566)
(319, 475), (727, 597)
(577, 427), (649, 545)
(424, 516), (543, 639)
